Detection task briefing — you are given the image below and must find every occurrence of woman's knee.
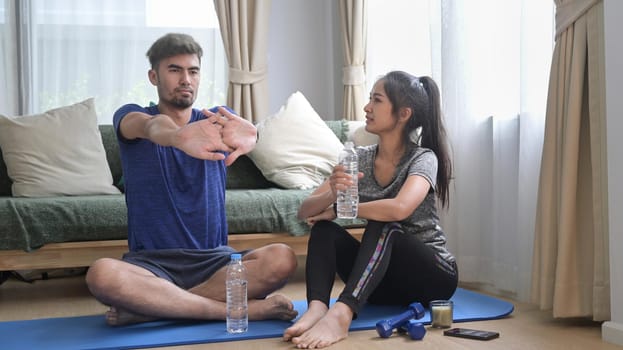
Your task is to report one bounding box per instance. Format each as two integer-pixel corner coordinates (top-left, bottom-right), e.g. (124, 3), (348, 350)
(310, 220), (339, 236)
(308, 220), (346, 245)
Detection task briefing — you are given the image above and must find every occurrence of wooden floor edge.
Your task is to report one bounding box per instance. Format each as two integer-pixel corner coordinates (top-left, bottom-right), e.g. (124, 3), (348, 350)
(0, 228), (364, 271)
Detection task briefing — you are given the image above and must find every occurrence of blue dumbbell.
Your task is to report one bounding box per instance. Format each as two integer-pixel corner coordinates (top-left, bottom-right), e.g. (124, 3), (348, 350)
(398, 319), (426, 340)
(375, 302), (425, 338)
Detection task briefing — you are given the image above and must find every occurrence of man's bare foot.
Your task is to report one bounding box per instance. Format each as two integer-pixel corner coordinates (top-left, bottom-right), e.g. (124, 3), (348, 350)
(106, 294), (296, 327)
(283, 300), (328, 342)
(106, 306), (158, 326)
(249, 294), (298, 321)
(291, 302), (353, 349)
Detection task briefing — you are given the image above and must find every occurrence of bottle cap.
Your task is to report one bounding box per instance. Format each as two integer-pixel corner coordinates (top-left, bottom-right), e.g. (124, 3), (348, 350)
(231, 253), (242, 260)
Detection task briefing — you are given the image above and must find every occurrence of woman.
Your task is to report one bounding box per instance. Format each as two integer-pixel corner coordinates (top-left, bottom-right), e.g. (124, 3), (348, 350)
(283, 71), (458, 348)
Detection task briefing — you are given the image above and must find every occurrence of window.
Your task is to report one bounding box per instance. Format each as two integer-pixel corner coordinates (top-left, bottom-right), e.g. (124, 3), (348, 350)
(0, 0), (5, 23)
(1, 0), (227, 124)
(365, 0), (553, 122)
(365, 0), (435, 93)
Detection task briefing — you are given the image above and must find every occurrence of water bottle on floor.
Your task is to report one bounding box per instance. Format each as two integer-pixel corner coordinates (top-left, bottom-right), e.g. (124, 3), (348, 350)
(336, 141), (359, 219)
(226, 253), (248, 333)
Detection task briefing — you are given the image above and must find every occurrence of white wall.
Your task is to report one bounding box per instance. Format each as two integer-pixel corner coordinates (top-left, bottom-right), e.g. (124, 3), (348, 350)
(267, 0), (342, 120)
(603, 0), (623, 345)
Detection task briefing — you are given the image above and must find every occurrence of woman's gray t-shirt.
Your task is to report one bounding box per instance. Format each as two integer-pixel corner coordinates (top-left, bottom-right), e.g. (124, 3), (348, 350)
(356, 144), (455, 264)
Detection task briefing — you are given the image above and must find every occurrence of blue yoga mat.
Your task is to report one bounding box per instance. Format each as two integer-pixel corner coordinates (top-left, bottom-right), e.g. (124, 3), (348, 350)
(0, 288), (513, 350)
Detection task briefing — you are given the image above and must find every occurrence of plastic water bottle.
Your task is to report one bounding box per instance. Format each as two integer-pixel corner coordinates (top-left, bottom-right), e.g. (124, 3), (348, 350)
(336, 141), (359, 219)
(226, 253), (248, 333)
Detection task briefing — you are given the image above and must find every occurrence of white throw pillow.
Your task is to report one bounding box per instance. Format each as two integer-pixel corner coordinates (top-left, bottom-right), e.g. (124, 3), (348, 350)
(348, 120), (379, 146)
(249, 91), (344, 189)
(0, 98), (121, 197)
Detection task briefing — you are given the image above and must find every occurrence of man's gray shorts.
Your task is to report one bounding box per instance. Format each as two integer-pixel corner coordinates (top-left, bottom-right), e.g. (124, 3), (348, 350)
(122, 246), (245, 289)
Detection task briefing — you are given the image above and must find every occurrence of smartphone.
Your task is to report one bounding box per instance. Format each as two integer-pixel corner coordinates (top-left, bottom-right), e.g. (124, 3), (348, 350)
(443, 327), (500, 341)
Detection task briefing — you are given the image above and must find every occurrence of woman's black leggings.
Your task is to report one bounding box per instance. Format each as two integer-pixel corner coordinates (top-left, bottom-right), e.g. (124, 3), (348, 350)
(305, 220), (458, 316)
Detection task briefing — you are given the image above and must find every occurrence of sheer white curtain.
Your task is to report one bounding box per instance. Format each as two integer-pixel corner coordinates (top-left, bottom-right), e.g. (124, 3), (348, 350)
(367, 0), (554, 301)
(0, 0), (227, 124)
(366, 1), (435, 93)
(440, 0), (554, 302)
(0, 0), (18, 114)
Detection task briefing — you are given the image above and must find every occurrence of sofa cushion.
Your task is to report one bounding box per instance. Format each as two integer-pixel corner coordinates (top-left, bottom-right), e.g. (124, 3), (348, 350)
(0, 152), (10, 196)
(249, 91), (344, 190)
(0, 195), (128, 252)
(0, 99), (120, 197)
(0, 188), (316, 251)
(326, 119), (350, 144)
(226, 155), (276, 189)
(98, 124), (124, 190)
(225, 188), (312, 236)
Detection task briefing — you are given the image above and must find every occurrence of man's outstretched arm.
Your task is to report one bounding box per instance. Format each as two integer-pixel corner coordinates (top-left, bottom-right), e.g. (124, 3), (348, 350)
(119, 111), (233, 161)
(203, 106), (258, 166)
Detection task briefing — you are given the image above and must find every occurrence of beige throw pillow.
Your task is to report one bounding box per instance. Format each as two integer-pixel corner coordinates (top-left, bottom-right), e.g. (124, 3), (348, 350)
(0, 98), (121, 197)
(249, 91), (344, 189)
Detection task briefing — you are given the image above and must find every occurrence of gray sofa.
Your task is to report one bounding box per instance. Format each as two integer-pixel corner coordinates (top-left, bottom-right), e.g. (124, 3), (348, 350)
(0, 120), (357, 273)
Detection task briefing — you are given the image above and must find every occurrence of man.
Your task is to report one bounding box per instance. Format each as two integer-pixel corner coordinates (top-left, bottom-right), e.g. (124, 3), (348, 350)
(86, 33), (298, 326)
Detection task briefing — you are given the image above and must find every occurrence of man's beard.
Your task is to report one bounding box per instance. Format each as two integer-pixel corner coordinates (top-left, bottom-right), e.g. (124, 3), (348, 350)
(171, 96), (194, 109)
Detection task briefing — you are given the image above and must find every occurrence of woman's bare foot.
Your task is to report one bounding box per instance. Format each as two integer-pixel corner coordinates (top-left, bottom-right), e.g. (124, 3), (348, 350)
(249, 294), (298, 321)
(291, 302), (353, 349)
(106, 306), (158, 326)
(283, 300), (329, 341)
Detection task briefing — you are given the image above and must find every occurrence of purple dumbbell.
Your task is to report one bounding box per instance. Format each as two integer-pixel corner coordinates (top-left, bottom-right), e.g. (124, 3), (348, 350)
(398, 319), (426, 340)
(375, 302), (425, 338)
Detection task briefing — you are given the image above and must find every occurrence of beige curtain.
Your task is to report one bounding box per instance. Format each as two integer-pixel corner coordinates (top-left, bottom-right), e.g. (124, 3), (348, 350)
(214, 0), (271, 122)
(339, 0), (367, 121)
(531, 0), (610, 321)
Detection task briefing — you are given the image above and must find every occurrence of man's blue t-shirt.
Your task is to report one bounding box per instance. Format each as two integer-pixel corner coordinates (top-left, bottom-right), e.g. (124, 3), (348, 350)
(113, 104), (228, 251)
